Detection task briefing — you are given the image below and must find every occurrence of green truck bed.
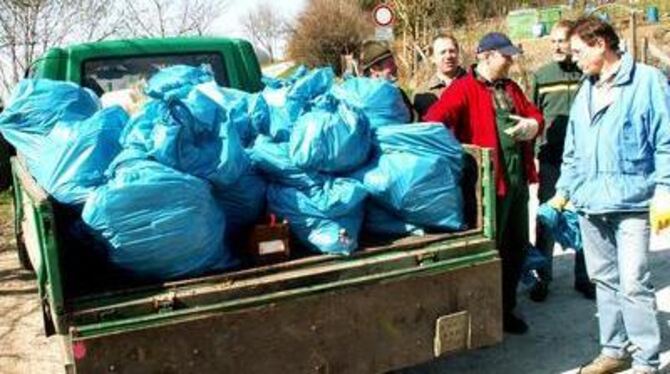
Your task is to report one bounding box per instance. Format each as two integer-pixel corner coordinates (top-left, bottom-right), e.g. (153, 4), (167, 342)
(10, 36), (502, 373)
(11, 145), (500, 373)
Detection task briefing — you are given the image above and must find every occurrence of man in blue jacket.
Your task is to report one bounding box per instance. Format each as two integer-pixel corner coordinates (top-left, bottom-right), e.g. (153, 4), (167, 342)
(551, 17), (670, 374)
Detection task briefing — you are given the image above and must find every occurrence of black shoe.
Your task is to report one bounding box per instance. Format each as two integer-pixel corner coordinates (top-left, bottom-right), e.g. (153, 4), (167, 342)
(529, 280), (549, 302)
(503, 312), (529, 335)
(575, 282), (596, 300)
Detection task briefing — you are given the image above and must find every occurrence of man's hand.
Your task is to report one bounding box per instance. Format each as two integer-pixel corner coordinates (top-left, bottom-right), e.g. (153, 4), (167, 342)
(548, 194), (568, 211)
(505, 114), (539, 141)
(650, 191), (670, 234)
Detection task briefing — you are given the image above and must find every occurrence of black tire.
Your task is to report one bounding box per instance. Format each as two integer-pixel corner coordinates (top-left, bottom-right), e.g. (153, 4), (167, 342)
(0, 134), (13, 191)
(15, 228), (34, 272)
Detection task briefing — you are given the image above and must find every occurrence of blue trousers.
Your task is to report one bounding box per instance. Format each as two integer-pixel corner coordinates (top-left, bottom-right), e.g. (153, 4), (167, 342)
(579, 212), (661, 370)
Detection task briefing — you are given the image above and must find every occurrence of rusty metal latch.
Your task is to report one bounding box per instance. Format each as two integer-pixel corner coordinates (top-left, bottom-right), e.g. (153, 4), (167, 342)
(153, 291), (178, 313)
(416, 252), (438, 266)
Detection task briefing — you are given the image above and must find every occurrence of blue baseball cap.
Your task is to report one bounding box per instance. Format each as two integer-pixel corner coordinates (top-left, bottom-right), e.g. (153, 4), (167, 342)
(477, 32), (522, 56)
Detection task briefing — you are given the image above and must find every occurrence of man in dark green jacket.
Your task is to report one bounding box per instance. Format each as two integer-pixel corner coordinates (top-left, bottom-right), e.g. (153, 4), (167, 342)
(529, 19), (595, 302)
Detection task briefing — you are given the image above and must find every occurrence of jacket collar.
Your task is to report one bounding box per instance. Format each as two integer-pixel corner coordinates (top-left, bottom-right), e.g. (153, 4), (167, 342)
(470, 64), (511, 90)
(585, 52), (634, 88)
(427, 67), (467, 90)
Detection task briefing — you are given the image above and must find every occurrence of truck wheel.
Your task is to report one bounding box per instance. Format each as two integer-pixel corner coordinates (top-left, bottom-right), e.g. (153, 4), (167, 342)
(0, 134), (13, 191)
(15, 230), (34, 272)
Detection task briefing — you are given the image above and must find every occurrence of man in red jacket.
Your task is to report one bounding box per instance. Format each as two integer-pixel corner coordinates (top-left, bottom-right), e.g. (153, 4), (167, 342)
(424, 32), (544, 334)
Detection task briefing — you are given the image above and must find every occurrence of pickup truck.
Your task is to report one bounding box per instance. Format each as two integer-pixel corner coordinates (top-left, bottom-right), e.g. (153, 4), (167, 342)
(10, 36), (502, 373)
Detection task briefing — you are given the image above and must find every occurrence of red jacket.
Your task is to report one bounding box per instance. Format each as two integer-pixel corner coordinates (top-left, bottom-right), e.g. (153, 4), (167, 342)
(423, 70), (544, 197)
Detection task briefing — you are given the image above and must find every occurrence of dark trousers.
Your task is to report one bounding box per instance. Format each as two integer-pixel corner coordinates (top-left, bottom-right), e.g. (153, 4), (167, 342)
(536, 161), (589, 285)
(497, 185), (529, 314)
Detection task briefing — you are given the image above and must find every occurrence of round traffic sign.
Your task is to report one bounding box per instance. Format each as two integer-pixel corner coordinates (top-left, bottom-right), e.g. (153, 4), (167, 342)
(372, 4), (394, 27)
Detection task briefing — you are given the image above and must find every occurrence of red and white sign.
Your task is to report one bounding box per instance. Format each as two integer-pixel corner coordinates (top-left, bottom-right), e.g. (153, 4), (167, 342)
(372, 4), (394, 27)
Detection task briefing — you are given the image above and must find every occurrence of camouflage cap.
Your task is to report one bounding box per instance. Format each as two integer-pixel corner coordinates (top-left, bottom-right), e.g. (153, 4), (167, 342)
(360, 40), (394, 71)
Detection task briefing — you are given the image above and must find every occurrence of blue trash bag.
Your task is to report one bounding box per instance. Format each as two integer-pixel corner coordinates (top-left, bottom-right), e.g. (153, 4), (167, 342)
(261, 85), (293, 142)
(0, 79), (100, 136)
(332, 77), (410, 128)
(27, 107), (128, 204)
(262, 67), (335, 142)
(537, 203), (583, 251)
(266, 177), (367, 255)
(521, 245), (549, 286)
(286, 67), (335, 109)
(118, 100), (164, 151)
(120, 92), (249, 188)
(82, 153), (237, 280)
(364, 202), (425, 236)
(213, 168), (267, 232)
(289, 94), (371, 173)
(145, 64), (215, 100)
(352, 123), (465, 231)
(249, 135), (326, 190)
(261, 65), (308, 89)
(193, 82), (270, 147)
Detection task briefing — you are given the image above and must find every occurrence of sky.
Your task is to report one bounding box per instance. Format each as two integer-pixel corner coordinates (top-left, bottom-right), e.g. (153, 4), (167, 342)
(211, 0), (308, 58)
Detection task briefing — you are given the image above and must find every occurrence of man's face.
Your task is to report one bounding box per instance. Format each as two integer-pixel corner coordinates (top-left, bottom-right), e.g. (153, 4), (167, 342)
(485, 50), (514, 80)
(432, 37), (460, 76)
(570, 36), (605, 76)
(550, 26), (571, 63)
(369, 56), (398, 81)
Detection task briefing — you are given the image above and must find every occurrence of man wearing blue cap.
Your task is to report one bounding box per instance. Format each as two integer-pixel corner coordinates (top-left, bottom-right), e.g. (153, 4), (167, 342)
(425, 32), (544, 334)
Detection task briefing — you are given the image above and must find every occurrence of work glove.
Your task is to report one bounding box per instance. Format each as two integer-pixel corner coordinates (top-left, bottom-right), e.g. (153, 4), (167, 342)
(548, 194), (568, 212)
(650, 190), (670, 234)
(505, 115), (540, 141)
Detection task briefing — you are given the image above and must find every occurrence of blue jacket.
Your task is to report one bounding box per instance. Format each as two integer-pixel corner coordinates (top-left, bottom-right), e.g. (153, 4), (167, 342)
(556, 53), (670, 214)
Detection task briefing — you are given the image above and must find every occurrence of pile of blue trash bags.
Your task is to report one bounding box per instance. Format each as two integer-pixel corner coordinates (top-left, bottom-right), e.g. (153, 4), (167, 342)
(0, 64), (465, 281)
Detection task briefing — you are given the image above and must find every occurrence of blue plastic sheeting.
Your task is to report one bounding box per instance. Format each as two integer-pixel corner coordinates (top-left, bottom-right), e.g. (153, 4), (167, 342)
(214, 168), (267, 232)
(28, 107), (128, 204)
(262, 67), (335, 142)
(333, 77), (410, 128)
(248, 135), (326, 190)
(120, 90), (249, 188)
(82, 154), (236, 280)
(289, 95), (371, 173)
(537, 204), (583, 251)
(193, 82), (270, 147)
(145, 65), (214, 100)
(353, 123), (465, 231)
(266, 178), (367, 255)
(0, 79), (100, 135)
(521, 245), (549, 286)
(364, 202), (424, 236)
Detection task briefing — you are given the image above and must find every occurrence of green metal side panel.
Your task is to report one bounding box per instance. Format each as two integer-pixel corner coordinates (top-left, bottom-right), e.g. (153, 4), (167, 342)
(71, 250), (498, 340)
(481, 148), (496, 240)
(10, 157), (66, 333)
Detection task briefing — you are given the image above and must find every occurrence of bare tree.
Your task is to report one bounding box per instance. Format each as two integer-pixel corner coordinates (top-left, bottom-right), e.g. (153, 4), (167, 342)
(120, 0), (228, 38)
(241, 3), (287, 63)
(0, 0), (229, 97)
(287, 0), (373, 75)
(0, 0), (124, 94)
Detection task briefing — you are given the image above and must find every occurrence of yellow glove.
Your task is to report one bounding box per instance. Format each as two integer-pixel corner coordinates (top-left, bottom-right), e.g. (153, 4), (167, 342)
(548, 194), (568, 211)
(650, 191), (670, 234)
